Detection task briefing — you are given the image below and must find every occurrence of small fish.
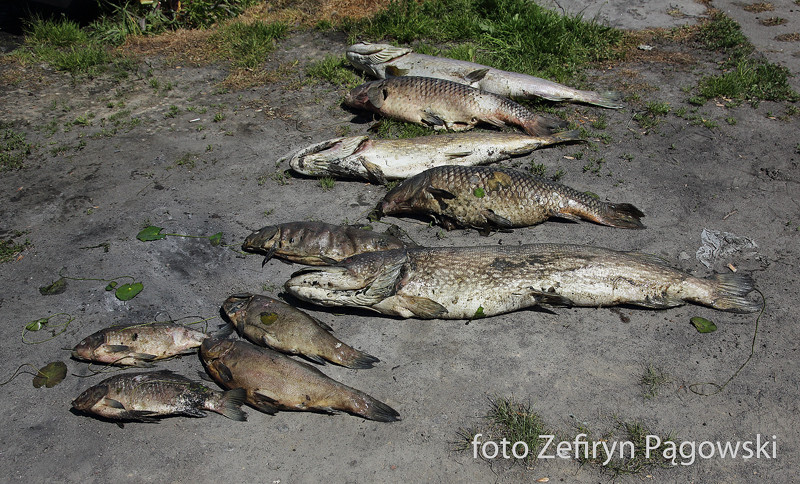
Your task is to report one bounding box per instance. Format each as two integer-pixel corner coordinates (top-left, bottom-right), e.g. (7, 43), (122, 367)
(200, 337), (400, 422)
(71, 370), (247, 424)
(72, 322), (231, 367)
(344, 76), (565, 137)
(379, 165), (644, 233)
(222, 293), (379, 369)
(346, 42), (624, 109)
(284, 244), (762, 319)
(242, 221), (408, 266)
(284, 131), (582, 184)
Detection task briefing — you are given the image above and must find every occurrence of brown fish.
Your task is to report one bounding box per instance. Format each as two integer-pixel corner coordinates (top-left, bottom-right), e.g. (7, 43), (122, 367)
(222, 293), (379, 369)
(72, 322), (231, 367)
(242, 221), (408, 266)
(71, 370), (247, 424)
(379, 165), (644, 233)
(200, 337), (400, 422)
(344, 76), (565, 136)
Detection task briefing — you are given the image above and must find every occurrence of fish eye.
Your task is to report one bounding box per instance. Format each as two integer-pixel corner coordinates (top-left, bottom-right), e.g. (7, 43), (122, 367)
(288, 237), (295, 244)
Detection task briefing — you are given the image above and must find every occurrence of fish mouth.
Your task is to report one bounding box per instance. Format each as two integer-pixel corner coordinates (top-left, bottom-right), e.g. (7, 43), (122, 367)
(288, 136), (368, 175)
(221, 294), (253, 321)
(200, 336), (234, 360)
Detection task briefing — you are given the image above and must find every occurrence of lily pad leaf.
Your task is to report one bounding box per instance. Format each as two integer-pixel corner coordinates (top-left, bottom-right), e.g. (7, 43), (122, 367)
(137, 226), (167, 242)
(473, 306), (486, 319)
(115, 282), (143, 301)
(33, 361), (67, 388)
(208, 232), (223, 246)
(260, 312), (279, 326)
(473, 187), (485, 198)
(105, 281), (118, 291)
(26, 319), (48, 332)
(39, 277), (67, 295)
(690, 316), (717, 333)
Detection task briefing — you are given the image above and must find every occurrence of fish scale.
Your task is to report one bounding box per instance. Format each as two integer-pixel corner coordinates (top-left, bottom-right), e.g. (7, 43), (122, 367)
(380, 165), (645, 231)
(344, 76), (563, 136)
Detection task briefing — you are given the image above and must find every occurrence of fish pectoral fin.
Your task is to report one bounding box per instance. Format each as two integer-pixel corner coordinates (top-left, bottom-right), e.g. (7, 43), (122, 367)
(444, 150), (471, 159)
(529, 290), (574, 307)
(367, 85), (386, 109)
(426, 186), (456, 211)
(360, 158), (388, 185)
(420, 110), (446, 127)
(213, 361), (235, 383)
(125, 410), (160, 423)
(314, 317), (334, 332)
(304, 354), (327, 365)
(625, 251), (671, 267)
(251, 393), (280, 415)
(396, 295), (448, 319)
(261, 245), (277, 266)
(181, 408), (208, 418)
(638, 294), (683, 309)
(364, 253), (407, 300)
(104, 398), (126, 409)
(465, 67), (490, 82)
(131, 352), (158, 361)
(385, 65), (409, 77)
(481, 209), (514, 228)
(105, 344), (131, 353)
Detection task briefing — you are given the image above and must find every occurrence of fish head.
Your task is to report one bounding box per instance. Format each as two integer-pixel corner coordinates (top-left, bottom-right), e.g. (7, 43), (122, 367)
(200, 336), (236, 363)
(345, 42), (412, 77)
(221, 293), (255, 329)
(380, 174), (437, 215)
(71, 332), (105, 361)
(284, 250), (407, 308)
(344, 80), (385, 111)
(288, 136), (369, 176)
(71, 383), (109, 413)
(242, 225), (280, 256)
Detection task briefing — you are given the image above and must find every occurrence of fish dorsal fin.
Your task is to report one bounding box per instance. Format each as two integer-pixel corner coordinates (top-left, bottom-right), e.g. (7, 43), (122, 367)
(385, 65), (409, 77)
(466, 68), (490, 82)
(360, 158), (388, 185)
(367, 45), (412, 65)
(367, 85), (386, 109)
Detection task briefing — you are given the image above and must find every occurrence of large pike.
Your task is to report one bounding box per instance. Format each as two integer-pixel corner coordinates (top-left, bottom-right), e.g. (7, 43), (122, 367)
(200, 337), (400, 422)
(284, 131), (582, 184)
(379, 165), (644, 232)
(71, 370), (247, 423)
(222, 293), (379, 369)
(284, 244), (762, 319)
(242, 221), (408, 265)
(344, 76), (565, 137)
(346, 42), (623, 109)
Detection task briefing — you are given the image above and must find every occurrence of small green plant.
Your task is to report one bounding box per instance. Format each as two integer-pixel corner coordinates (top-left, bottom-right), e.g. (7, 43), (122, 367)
(1, 127), (33, 170)
(215, 21), (289, 70)
(646, 101), (670, 116)
(305, 55), (363, 88)
(640, 364), (672, 399)
(165, 105), (180, 118)
(213, 112), (225, 122)
(1, 233), (31, 263)
(529, 162), (547, 177)
(319, 176), (336, 191)
(372, 119), (432, 139)
(590, 114), (607, 130)
(576, 419), (675, 476)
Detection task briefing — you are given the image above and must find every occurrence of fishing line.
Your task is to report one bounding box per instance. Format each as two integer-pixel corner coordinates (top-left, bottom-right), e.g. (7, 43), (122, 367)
(689, 288), (765, 396)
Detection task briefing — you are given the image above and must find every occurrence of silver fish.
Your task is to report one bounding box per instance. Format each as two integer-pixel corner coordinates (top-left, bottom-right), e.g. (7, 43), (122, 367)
(344, 76), (565, 136)
(347, 42), (623, 109)
(284, 131), (582, 183)
(284, 244), (762, 319)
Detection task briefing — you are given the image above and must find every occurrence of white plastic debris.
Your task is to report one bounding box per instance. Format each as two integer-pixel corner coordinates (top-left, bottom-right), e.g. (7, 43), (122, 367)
(696, 229), (758, 268)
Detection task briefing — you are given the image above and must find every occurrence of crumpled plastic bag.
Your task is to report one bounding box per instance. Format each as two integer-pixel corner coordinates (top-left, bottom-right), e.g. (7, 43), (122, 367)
(695, 229), (758, 268)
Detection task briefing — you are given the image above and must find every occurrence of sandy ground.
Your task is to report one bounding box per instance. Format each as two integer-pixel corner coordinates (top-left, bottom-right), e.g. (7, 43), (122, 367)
(1, 0), (798, 482)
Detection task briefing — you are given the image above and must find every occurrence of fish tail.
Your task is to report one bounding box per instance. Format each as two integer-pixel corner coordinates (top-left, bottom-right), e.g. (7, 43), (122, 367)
(215, 387), (248, 421)
(361, 395), (401, 422)
(338, 347), (380, 369)
(551, 129), (584, 143)
(597, 202), (646, 229)
(579, 90), (625, 109)
(521, 116), (568, 137)
(708, 273), (762, 313)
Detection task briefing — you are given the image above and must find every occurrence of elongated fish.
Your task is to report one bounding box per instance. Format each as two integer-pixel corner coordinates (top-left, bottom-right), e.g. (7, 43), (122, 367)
(242, 221), (408, 266)
(71, 370), (247, 424)
(344, 76), (565, 136)
(200, 337), (400, 422)
(346, 42), (623, 109)
(72, 322), (231, 367)
(379, 165), (644, 232)
(284, 245), (762, 319)
(284, 131), (582, 183)
(222, 293), (379, 369)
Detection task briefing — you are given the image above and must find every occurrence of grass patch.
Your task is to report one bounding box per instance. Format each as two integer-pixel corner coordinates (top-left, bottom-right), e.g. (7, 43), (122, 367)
(576, 419), (675, 477)
(371, 118), (433, 139)
(1, 126), (34, 171)
(305, 54), (364, 88)
(640, 364), (672, 400)
(342, 0), (625, 85)
(1, 233), (32, 263)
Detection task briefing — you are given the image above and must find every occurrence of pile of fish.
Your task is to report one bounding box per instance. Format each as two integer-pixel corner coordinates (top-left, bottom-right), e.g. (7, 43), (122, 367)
(69, 41), (762, 428)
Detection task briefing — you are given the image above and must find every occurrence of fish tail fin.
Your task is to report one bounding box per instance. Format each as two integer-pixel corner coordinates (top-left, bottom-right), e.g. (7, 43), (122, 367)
(708, 273), (762, 313)
(521, 116), (568, 137)
(551, 129), (584, 143)
(580, 90), (625, 109)
(597, 202), (646, 229)
(216, 388), (248, 421)
(361, 396), (401, 422)
(337, 347), (381, 369)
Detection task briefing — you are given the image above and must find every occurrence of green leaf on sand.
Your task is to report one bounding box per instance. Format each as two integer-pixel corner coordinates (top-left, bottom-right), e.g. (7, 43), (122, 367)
(137, 226), (167, 241)
(33, 362), (67, 388)
(26, 319), (48, 332)
(473, 187), (485, 198)
(260, 313), (279, 325)
(39, 277), (67, 295)
(115, 282), (143, 301)
(105, 281), (118, 291)
(209, 232), (223, 246)
(691, 316), (717, 333)
(473, 306), (486, 318)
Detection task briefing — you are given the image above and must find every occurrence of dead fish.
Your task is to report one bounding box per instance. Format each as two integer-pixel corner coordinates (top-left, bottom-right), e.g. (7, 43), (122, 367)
(200, 337), (400, 422)
(72, 322), (231, 367)
(284, 131), (582, 184)
(346, 42), (623, 109)
(242, 221), (408, 266)
(71, 370), (247, 424)
(344, 76), (565, 137)
(284, 244), (762, 319)
(222, 293), (379, 369)
(379, 165), (644, 233)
